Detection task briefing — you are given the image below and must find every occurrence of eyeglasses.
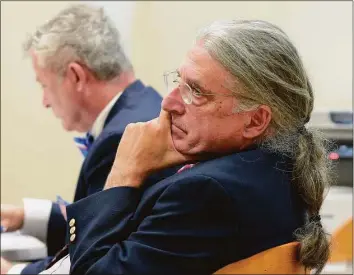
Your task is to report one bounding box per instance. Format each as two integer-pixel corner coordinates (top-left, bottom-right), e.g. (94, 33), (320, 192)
(163, 70), (233, 105)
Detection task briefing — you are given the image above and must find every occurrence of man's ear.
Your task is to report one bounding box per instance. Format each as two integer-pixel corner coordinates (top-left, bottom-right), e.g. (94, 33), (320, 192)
(66, 62), (87, 92)
(242, 105), (272, 139)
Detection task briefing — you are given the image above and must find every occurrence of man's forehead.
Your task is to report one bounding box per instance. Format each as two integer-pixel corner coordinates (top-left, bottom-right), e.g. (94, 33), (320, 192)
(179, 44), (231, 89)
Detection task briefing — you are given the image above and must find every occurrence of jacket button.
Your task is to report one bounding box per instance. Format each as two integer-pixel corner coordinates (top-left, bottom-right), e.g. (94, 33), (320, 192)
(69, 218), (75, 227)
(70, 234), (76, 242)
(70, 226), (76, 234)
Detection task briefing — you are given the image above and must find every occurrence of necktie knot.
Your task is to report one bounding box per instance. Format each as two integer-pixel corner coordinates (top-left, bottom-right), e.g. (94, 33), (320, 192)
(86, 132), (94, 146)
(74, 132), (94, 157)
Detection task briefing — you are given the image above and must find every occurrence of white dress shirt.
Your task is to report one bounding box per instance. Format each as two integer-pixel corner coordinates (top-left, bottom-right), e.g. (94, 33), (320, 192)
(8, 92), (123, 274)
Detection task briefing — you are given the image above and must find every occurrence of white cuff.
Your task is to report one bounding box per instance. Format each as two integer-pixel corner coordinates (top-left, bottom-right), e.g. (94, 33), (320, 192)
(20, 198), (52, 244)
(7, 263), (27, 274)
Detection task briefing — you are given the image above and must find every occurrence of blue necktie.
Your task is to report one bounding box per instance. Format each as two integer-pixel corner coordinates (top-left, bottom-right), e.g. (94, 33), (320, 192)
(74, 132), (94, 157)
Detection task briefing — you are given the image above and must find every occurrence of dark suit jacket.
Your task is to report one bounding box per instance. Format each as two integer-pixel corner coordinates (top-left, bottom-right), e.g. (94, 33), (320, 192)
(21, 80), (177, 274)
(65, 147), (306, 275)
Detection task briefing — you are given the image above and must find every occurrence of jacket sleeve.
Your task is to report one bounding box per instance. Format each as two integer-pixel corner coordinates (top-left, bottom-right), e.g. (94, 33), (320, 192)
(66, 175), (237, 275)
(46, 202), (67, 256)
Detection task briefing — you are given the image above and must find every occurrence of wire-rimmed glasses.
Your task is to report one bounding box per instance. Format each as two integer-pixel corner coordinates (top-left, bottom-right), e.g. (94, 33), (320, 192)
(164, 70), (229, 105)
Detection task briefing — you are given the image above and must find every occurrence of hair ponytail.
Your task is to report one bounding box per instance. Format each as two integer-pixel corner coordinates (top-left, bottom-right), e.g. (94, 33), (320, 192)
(293, 129), (334, 274)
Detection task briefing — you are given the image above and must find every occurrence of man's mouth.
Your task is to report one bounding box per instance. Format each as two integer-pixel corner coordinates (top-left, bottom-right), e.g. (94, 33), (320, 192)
(171, 123), (187, 136)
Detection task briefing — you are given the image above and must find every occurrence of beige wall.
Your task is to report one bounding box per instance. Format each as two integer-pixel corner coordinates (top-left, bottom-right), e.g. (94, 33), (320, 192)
(1, 1), (352, 205)
(131, 1), (352, 111)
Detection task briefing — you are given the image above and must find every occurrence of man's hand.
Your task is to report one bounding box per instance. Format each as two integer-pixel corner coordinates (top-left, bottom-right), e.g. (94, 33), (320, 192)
(1, 257), (13, 274)
(1, 204), (24, 232)
(105, 110), (193, 189)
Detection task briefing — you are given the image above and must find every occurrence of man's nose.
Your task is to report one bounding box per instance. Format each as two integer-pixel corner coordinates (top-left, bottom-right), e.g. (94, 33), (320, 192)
(42, 94), (50, 108)
(161, 87), (186, 115)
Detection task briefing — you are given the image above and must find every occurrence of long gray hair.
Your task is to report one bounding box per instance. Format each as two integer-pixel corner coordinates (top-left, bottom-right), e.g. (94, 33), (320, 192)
(197, 20), (335, 274)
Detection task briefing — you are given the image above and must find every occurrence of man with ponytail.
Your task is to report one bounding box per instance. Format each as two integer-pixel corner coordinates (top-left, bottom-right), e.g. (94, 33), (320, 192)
(37, 20), (334, 274)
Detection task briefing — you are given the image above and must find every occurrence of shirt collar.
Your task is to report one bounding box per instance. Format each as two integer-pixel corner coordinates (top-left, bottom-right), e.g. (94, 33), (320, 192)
(90, 92), (123, 139)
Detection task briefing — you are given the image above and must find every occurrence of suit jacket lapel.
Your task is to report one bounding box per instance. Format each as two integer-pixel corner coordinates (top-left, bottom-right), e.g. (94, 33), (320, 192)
(82, 80), (145, 163)
(104, 80), (145, 128)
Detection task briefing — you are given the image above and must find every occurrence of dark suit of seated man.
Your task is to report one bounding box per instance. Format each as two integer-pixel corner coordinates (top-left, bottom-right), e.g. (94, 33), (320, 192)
(0, 4), (177, 275)
(39, 20), (333, 275)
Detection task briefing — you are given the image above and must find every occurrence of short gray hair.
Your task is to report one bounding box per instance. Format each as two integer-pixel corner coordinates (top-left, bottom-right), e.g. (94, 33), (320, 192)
(23, 3), (132, 80)
(197, 20), (335, 274)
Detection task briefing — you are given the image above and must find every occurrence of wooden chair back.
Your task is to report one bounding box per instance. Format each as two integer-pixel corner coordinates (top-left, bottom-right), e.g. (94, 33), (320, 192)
(328, 217), (353, 263)
(214, 242), (307, 274)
